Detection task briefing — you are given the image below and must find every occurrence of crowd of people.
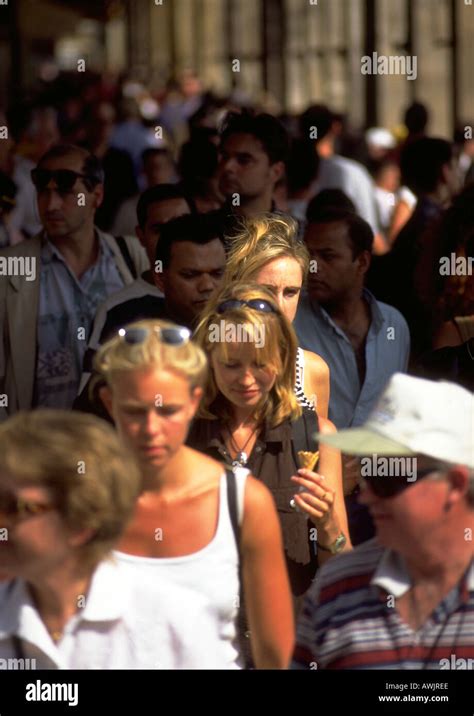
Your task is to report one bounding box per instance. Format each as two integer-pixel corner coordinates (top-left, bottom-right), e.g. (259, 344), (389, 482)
(0, 71), (472, 670)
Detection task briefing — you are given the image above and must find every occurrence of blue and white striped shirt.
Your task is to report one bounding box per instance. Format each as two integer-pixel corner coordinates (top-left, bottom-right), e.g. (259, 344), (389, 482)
(35, 233), (125, 409)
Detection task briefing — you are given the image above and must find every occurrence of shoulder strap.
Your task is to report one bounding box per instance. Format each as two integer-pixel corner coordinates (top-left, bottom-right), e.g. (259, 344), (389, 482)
(291, 407), (319, 465)
(11, 634), (25, 660)
(225, 466), (241, 558)
(225, 465), (254, 668)
(115, 236), (137, 279)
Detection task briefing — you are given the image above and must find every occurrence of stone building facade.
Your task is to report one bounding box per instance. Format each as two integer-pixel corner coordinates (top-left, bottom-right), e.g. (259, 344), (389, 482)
(1, 0), (473, 135)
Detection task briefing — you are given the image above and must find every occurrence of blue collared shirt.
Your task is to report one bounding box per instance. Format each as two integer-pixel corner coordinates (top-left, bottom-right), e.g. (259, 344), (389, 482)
(294, 290), (410, 429)
(35, 233), (125, 409)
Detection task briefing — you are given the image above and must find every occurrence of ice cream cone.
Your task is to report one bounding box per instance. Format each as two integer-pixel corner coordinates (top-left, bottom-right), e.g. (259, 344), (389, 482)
(297, 450), (319, 471)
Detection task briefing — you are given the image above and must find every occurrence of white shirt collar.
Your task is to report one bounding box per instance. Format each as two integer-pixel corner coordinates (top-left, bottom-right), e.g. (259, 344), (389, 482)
(0, 557), (128, 642)
(370, 549), (412, 597)
(371, 549), (474, 596)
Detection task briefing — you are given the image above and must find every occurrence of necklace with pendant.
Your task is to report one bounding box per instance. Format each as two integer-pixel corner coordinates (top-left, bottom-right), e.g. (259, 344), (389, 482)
(225, 425), (258, 467)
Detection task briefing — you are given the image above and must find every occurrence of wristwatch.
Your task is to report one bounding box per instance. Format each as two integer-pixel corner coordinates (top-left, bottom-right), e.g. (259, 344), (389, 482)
(318, 531), (347, 555)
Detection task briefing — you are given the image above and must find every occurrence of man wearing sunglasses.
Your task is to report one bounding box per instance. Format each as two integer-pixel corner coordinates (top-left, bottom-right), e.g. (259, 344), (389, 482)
(0, 144), (148, 419)
(293, 373), (474, 670)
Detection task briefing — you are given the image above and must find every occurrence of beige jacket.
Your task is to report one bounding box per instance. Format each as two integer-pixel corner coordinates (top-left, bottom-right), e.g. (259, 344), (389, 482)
(0, 229), (148, 419)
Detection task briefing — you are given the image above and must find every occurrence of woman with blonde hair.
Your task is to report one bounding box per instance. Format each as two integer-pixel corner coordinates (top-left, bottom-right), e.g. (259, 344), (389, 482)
(0, 410), (221, 668)
(96, 319), (294, 669)
(188, 282), (350, 608)
(223, 213), (330, 418)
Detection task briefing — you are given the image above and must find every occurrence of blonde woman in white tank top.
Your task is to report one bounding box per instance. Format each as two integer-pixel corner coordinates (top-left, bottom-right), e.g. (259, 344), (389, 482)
(94, 318), (294, 669)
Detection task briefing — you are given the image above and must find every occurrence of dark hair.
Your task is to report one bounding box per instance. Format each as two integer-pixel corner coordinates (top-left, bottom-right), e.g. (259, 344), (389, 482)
(400, 137), (453, 195)
(136, 184), (192, 228)
(37, 144), (104, 189)
(0, 171), (17, 211)
(299, 104), (335, 143)
(306, 189), (356, 221)
(219, 110), (289, 165)
(404, 102), (429, 135)
(286, 138), (320, 194)
(178, 139), (219, 193)
(368, 156), (399, 180)
(305, 208), (374, 258)
(5, 102), (33, 143)
(156, 210), (226, 269)
(417, 183), (474, 319)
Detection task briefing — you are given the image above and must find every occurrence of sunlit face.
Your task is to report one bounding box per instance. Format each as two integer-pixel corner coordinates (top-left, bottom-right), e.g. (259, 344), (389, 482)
(254, 257), (303, 323)
(36, 153), (103, 240)
(358, 463), (449, 553)
(210, 340), (277, 410)
(304, 221), (363, 304)
(0, 477), (77, 581)
(218, 133), (282, 202)
(103, 368), (202, 473)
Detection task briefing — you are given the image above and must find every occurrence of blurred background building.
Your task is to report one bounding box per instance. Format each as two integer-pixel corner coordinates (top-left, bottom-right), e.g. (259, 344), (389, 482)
(1, 0), (473, 135)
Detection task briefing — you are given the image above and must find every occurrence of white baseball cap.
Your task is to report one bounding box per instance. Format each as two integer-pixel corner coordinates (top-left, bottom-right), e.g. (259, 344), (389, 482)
(365, 127), (396, 150)
(317, 373), (474, 469)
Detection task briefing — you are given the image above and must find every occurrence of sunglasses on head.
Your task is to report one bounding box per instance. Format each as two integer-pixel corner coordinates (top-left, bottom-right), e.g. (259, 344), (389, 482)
(31, 168), (96, 195)
(216, 299), (278, 315)
(360, 466), (441, 499)
(0, 491), (56, 521)
(118, 325), (191, 346)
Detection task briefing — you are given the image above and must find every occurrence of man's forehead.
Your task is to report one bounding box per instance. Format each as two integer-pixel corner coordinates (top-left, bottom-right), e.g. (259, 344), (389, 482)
(169, 238), (225, 268)
(147, 198), (189, 224)
(40, 152), (85, 173)
(221, 133), (265, 155)
(305, 220), (350, 247)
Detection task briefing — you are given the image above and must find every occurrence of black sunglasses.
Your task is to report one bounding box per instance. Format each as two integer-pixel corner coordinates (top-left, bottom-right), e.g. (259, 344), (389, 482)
(31, 168), (96, 195)
(118, 325), (191, 346)
(360, 466), (441, 499)
(216, 299), (278, 315)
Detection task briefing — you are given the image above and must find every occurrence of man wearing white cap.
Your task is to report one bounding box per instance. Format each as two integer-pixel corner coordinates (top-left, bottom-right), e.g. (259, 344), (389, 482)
(292, 373), (474, 669)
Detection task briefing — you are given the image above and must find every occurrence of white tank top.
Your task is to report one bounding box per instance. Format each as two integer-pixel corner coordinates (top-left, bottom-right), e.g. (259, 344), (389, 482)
(114, 467), (248, 669)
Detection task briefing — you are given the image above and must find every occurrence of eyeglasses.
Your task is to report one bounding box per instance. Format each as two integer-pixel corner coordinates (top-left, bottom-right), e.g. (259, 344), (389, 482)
(118, 325), (191, 346)
(0, 492), (56, 522)
(216, 299), (278, 315)
(31, 168), (96, 195)
(360, 467), (441, 499)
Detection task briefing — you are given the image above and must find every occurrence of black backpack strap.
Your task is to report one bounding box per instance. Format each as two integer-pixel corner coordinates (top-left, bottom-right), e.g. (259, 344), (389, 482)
(115, 236), (137, 279)
(225, 465), (241, 556)
(291, 406), (319, 465)
(11, 634), (25, 660)
(224, 465), (253, 668)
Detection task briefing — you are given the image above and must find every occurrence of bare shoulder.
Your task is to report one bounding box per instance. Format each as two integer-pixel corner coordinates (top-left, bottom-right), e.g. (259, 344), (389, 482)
(241, 474), (280, 544)
(243, 474), (274, 510)
(318, 416), (337, 435)
(303, 350), (330, 379)
(183, 446), (226, 482)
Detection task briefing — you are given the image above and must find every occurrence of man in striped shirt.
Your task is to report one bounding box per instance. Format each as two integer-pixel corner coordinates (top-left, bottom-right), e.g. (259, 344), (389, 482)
(292, 373), (474, 669)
